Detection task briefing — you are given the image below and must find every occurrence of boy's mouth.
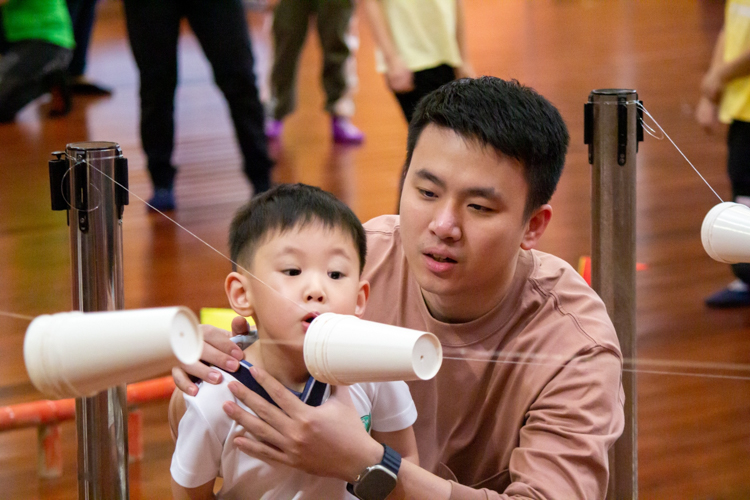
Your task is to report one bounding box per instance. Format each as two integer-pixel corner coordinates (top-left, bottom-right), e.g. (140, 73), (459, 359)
(302, 312), (319, 330)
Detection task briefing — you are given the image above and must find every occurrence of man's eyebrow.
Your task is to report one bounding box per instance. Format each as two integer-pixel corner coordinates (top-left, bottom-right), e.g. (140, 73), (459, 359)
(415, 169), (446, 189)
(464, 187), (500, 201)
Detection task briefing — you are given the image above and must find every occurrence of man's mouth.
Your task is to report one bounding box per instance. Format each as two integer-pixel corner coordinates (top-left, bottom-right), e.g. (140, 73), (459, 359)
(427, 254), (457, 263)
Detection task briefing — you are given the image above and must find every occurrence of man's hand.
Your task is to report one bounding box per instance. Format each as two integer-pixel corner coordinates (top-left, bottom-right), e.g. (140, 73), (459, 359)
(222, 366), (384, 482)
(172, 316), (247, 396)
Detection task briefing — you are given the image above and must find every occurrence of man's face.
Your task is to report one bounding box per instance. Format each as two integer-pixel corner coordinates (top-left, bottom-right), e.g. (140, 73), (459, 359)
(399, 125), (538, 323)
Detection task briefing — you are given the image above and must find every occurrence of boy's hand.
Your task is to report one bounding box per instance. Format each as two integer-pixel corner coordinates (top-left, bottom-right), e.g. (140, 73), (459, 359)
(172, 316), (246, 396)
(223, 367), (384, 482)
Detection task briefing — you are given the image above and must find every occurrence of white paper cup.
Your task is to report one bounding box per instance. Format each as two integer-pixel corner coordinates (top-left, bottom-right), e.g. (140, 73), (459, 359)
(24, 306), (202, 399)
(702, 202), (750, 264)
(303, 313), (442, 385)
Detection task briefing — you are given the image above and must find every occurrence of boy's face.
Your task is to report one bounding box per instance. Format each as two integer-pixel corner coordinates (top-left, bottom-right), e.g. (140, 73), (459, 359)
(226, 222), (368, 353)
(398, 125), (551, 323)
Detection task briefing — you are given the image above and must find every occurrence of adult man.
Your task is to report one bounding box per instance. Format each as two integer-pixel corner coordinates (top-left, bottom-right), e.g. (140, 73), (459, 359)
(173, 77), (625, 499)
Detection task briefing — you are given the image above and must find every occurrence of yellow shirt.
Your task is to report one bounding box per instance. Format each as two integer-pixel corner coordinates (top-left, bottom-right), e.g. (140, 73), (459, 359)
(720, 0), (750, 122)
(375, 0), (462, 73)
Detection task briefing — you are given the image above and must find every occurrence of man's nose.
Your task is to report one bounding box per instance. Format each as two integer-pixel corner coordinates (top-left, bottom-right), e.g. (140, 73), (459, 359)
(429, 205), (462, 241)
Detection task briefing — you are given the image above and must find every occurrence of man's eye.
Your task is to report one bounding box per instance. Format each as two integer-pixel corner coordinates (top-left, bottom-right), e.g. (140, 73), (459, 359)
(328, 271), (344, 280)
(282, 269), (301, 276)
(468, 204), (492, 213)
(418, 188), (437, 198)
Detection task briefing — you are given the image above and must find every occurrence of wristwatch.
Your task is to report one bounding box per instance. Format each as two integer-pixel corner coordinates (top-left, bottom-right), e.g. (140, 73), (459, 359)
(346, 444), (402, 500)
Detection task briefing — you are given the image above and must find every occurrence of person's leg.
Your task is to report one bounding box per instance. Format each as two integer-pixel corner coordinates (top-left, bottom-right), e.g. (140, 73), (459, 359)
(186, 0), (274, 195)
(315, 0), (363, 143)
(393, 64), (455, 123)
(123, 0), (181, 207)
(66, 0), (111, 95)
(0, 41), (72, 122)
(268, 0), (311, 122)
(706, 119), (750, 307)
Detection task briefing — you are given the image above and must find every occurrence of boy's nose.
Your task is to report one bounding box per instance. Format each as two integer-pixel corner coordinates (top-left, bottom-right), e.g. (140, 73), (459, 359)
(304, 281), (326, 303)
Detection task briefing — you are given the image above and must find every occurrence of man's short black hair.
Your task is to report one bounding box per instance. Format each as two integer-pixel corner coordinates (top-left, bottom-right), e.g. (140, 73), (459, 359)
(404, 77), (570, 218)
(229, 183), (367, 273)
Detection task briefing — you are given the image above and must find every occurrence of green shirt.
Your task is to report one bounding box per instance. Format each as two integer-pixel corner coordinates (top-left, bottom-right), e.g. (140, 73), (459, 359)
(1, 0), (75, 49)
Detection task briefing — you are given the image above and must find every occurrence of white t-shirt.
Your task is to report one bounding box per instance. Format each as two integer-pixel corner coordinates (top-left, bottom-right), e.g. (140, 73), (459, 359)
(171, 361), (417, 499)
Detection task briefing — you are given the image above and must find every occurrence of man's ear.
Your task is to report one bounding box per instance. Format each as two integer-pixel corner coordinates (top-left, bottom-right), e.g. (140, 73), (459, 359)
(354, 279), (370, 318)
(520, 204), (552, 251)
(225, 272), (254, 317)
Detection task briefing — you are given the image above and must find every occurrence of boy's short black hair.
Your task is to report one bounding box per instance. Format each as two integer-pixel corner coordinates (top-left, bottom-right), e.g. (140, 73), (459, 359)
(404, 76), (570, 218)
(229, 183), (367, 273)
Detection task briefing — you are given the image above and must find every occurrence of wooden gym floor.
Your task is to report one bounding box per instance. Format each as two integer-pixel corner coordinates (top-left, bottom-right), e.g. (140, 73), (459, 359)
(1, 1), (749, 498)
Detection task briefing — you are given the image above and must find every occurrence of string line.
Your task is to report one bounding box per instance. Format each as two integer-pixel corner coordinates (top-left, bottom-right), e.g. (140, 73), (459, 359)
(592, 100), (723, 202)
(2, 110), (738, 381)
(81, 159), (310, 317)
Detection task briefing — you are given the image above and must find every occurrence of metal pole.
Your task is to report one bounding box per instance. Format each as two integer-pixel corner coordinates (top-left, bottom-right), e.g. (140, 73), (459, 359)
(584, 90), (641, 499)
(51, 141), (130, 499)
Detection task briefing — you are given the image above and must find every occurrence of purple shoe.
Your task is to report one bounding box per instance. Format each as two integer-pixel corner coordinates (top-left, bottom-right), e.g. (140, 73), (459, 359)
(332, 116), (365, 144)
(265, 118), (283, 140)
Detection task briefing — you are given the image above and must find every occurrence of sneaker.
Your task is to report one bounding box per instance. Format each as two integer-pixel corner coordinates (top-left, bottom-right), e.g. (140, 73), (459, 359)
(331, 116), (364, 144)
(147, 188), (175, 212)
(265, 118), (283, 140)
(705, 279), (750, 308)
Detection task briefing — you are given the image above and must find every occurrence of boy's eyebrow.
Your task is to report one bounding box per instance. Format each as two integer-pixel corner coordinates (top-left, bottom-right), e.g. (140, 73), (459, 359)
(414, 168), (501, 201)
(276, 244), (356, 261)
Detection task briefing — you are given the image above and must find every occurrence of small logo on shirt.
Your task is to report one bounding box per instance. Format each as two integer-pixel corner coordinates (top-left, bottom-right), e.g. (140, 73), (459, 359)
(361, 414), (372, 433)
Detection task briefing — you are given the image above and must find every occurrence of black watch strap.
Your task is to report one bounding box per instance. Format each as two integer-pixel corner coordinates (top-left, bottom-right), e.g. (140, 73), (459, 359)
(379, 444), (401, 476)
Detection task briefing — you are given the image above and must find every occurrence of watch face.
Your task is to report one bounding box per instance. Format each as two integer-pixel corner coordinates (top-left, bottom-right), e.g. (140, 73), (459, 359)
(352, 465), (398, 500)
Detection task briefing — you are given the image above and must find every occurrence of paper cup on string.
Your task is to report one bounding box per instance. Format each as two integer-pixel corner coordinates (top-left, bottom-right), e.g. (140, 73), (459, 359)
(24, 306), (202, 399)
(303, 313), (442, 385)
(701, 202), (750, 264)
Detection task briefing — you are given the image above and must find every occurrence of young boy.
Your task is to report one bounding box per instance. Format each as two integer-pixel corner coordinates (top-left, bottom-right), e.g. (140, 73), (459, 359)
(170, 184), (419, 499)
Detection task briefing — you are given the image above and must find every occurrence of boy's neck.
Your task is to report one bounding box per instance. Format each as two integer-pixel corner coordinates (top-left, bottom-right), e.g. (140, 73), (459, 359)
(243, 341), (310, 393)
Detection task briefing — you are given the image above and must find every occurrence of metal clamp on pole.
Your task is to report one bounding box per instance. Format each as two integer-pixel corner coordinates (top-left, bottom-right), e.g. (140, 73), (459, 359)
(585, 89), (640, 500)
(49, 141), (129, 500)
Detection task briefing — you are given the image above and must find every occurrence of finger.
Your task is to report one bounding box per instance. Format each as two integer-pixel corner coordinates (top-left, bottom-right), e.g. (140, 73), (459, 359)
(233, 434), (292, 467)
(231, 316), (251, 336)
(199, 326), (244, 372)
(223, 396), (289, 448)
(172, 366), (199, 396)
(179, 360), (223, 386)
(246, 366), (308, 418)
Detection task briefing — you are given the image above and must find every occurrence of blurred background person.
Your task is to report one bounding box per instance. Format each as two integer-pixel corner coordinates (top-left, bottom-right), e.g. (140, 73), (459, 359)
(361, 0), (475, 123)
(0, 0), (74, 122)
(264, 0), (364, 144)
(65, 0), (111, 96)
(696, 0), (750, 308)
(123, 0), (273, 211)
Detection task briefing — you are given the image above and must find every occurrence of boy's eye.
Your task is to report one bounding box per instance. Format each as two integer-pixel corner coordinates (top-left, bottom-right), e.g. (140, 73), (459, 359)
(418, 188), (437, 199)
(282, 269), (301, 276)
(328, 271), (344, 280)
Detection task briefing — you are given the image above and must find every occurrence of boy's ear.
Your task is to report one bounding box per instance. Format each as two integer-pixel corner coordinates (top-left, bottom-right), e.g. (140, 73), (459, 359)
(354, 279), (370, 318)
(520, 204), (552, 251)
(225, 272), (254, 317)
